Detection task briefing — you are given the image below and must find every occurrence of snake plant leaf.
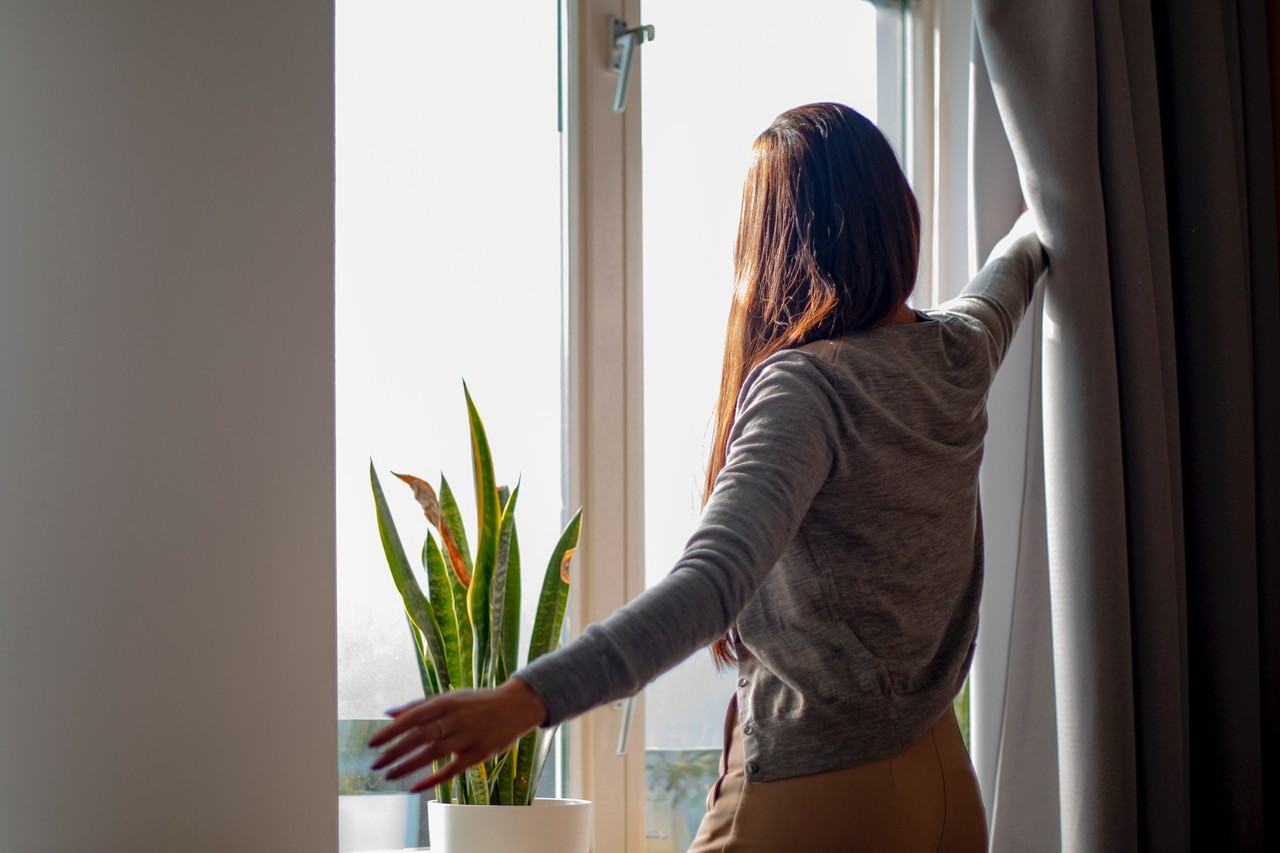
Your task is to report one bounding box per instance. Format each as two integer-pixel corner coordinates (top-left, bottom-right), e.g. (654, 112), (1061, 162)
(495, 658), (517, 804)
(527, 727), (560, 806)
(451, 774), (465, 806)
(488, 481), (520, 686)
(370, 462), (451, 692)
(490, 638), (517, 804)
(496, 484), (522, 676)
(512, 728), (539, 805)
(503, 523), (522, 678)
(394, 472), (443, 526)
(444, 558), (473, 690)
(440, 471), (481, 591)
(465, 762), (489, 806)
(488, 750), (514, 803)
(396, 471), (473, 588)
(434, 761), (451, 806)
(423, 534), (464, 691)
(464, 383), (500, 687)
(485, 481), (522, 804)
(438, 474), (474, 585)
(405, 614), (434, 697)
(404, 617), (452, 804)
(528, 509), (582, 665)
(440, 476), (475, 687)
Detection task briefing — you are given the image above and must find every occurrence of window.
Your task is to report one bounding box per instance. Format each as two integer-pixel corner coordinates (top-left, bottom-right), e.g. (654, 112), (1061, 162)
(336, 2), (916, 850)
(334, 1), (565, 849)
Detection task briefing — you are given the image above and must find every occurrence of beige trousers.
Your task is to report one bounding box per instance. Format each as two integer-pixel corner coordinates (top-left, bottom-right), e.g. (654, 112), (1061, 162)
(688, 696), (988, 852)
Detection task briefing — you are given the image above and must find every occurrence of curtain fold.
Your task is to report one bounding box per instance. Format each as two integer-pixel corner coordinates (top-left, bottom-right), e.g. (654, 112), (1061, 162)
(966, 7), (1032, 813)
(971, 0), (1278, 849)
(1089, 3), (1188, 850)
(968, 26), (1061, 851)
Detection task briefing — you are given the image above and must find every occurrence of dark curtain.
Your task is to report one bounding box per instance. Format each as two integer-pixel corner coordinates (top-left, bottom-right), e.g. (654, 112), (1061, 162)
(1154, 1), (1280, 847)
(972, 0), (1279, 849)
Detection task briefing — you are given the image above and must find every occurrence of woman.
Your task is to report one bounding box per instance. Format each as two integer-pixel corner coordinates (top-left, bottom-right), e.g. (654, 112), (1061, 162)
(369, 102), (1046, 851)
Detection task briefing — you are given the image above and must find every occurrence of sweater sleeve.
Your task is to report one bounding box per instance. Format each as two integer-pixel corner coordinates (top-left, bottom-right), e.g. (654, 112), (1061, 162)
(513, 350), (840, 726)
(943, 210), (1048, 366)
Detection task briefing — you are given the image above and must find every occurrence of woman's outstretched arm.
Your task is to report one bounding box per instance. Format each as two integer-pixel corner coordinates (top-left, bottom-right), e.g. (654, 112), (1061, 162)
(368, 349), (842, 791)
(515, 349), (840, 723)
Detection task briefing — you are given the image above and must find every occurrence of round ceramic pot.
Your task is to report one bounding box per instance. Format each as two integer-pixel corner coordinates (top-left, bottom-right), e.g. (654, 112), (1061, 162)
(427, 797), (592, 853)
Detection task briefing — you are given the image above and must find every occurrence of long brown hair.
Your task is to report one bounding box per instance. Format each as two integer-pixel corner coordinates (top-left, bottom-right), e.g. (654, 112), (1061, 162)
(705, 103), (921, 669)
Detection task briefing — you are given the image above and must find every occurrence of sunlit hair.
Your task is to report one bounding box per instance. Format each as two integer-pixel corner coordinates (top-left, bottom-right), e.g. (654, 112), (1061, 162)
(705, 103), (921, 669)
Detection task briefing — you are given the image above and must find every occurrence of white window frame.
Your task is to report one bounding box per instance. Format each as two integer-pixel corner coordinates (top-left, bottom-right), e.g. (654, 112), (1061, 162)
(560, 1), (647, 850)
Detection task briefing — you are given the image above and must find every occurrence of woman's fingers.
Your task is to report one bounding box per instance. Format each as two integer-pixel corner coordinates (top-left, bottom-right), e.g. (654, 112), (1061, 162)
(410, 753), (474, 794)
(370, 724), (435, 771)
(384, 733), (468, 781)
(368, 696), (447, 748)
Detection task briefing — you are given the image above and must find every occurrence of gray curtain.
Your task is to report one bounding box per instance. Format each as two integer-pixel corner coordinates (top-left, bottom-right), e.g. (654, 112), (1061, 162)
(971, 0), (1277, 850)
(968, 26), (1062, 851)
(1153, 1), (1279, 846)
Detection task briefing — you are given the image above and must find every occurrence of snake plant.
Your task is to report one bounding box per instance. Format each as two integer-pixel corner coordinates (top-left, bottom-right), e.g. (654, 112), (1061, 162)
(370, 383), (581, 806)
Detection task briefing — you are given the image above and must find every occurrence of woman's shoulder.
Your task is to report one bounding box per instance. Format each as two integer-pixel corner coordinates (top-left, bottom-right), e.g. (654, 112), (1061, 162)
(748, 344), (839, 389)
(735, 346), (845, 425)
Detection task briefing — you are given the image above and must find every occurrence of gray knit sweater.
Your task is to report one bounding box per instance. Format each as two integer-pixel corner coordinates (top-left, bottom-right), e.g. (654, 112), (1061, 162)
(516, 218), (1047, 783)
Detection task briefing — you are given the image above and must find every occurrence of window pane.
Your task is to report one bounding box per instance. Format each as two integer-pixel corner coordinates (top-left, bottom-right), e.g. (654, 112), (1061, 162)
(640, 1), (882, 847)
(335, 1), (563, 847)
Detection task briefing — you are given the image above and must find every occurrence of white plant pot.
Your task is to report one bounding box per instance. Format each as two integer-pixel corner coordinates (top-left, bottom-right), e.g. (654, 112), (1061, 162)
(427, 797), (592, 853)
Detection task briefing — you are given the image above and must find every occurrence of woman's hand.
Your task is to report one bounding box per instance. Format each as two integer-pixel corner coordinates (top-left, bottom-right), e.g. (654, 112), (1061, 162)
(986, 208), (1048, 279)
(367, 676), (550, 794)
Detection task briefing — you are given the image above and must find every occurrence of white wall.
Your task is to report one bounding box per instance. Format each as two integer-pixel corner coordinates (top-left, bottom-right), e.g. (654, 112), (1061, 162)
(0, 3), (335, 850)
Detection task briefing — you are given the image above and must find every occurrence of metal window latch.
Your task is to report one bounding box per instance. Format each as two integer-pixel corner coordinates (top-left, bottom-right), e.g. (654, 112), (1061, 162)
(610, 17), (655, 113)
(615, 695), (636, 755)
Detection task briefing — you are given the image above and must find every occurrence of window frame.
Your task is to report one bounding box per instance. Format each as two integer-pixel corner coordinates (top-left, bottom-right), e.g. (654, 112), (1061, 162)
(334, 1), (930, 848)
(561, 2), (648, 849)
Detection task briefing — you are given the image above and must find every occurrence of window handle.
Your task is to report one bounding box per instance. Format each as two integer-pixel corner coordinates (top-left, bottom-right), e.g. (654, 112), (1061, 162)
(610, 17), (655, 113)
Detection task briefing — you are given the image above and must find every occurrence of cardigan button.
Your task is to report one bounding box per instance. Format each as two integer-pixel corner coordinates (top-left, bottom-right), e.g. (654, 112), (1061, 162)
(746, 762), (760, 774)
(737, 678), (748, 687)
(742, 724), (754, 735)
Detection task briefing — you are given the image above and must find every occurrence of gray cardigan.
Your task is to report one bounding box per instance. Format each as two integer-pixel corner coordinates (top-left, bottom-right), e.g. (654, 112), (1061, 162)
(516, 219), (1047, 783)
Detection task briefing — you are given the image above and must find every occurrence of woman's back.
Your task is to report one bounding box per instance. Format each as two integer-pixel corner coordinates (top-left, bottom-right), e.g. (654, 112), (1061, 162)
(773, 318), (998, 688)
(730, 240), (1041, 781)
